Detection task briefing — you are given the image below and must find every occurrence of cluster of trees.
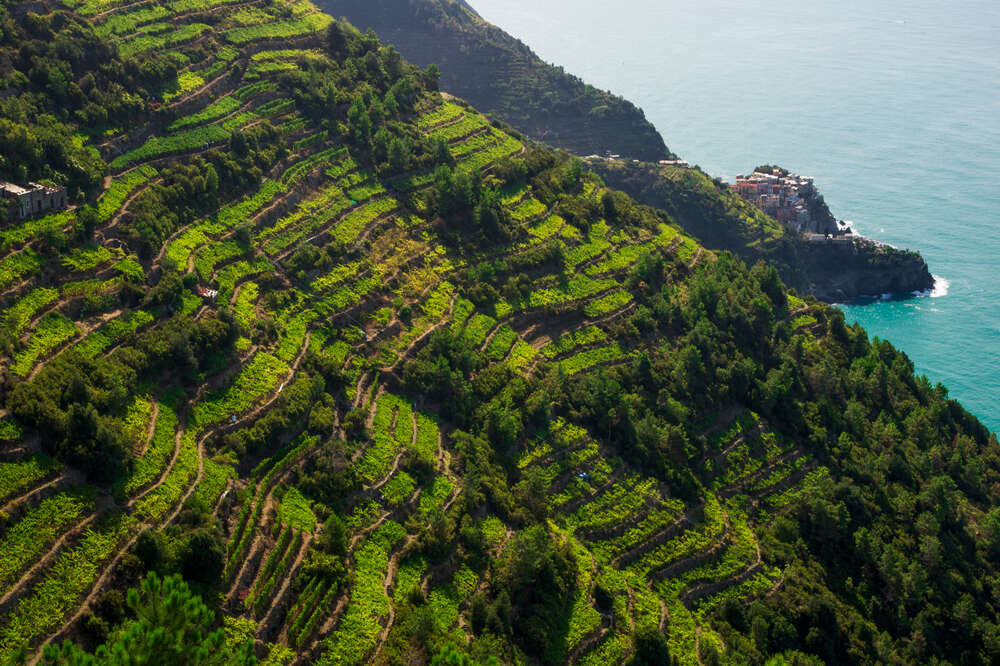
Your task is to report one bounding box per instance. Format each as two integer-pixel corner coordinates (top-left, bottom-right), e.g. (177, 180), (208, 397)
(7, 313), (236, 480)
(0, 8), (185, 194)
(43, 572), (253, 664)
(123, 128), (284, 257)
(476, 526), (578, 656)
(428, 165), (509, 239)
(279, 22), (437, 177)
(0, 115), (106, 197)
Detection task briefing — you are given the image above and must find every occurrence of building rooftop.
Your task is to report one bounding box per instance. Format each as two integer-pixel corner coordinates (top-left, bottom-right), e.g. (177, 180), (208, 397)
(0, 180), (63, 196)
(29, 182), (62, 195)
(0, 181), (31, 196)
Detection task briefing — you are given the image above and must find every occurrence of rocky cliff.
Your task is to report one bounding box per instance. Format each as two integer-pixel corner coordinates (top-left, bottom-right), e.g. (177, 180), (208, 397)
(792, 238), (934, 302)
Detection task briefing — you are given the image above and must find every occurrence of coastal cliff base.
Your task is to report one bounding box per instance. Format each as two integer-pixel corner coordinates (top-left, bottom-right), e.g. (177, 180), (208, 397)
(792, 238), (934, 302)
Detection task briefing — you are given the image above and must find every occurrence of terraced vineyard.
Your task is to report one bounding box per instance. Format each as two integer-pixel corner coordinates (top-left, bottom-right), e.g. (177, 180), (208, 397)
(0, 0), (997, 664)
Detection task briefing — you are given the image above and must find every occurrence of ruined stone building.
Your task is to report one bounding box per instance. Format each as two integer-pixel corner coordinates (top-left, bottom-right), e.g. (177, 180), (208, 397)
(1, 180), (67, 222)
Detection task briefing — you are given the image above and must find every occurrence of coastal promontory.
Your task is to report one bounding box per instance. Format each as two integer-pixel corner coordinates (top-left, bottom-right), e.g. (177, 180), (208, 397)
(589, 158), (934, 302)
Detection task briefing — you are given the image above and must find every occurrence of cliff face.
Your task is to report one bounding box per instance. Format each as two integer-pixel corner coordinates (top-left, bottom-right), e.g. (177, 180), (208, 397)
(590, 159), (934, 302)
(314, 0), (670, 161)
(793, 239), (934, 302)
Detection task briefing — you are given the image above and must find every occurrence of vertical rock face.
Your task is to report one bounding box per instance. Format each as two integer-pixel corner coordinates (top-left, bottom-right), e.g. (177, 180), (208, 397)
(793, 239), (935, 302)
(315, 0), (670, 161)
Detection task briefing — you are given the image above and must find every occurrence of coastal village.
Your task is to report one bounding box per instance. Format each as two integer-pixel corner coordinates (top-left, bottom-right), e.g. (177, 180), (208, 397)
(656, 160), (857, 241)
(587, 155), (858, 241)
(731, 170), (817, 230)
(728, 168), (847, 238)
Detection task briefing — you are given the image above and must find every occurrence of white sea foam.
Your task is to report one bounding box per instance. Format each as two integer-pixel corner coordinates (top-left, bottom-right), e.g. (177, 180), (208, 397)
(912, 275), (950, 299)
(931, 275), (950, 297)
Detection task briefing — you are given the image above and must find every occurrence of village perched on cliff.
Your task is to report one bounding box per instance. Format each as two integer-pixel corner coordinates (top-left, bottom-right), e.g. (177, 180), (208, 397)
(728, 167), (849, 239)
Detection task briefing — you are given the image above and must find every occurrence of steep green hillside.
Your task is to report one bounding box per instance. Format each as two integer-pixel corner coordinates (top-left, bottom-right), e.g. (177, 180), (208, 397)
(0, 2), (997, 666)
(313, 0), (670, 162)
(589, 159), (935, 302)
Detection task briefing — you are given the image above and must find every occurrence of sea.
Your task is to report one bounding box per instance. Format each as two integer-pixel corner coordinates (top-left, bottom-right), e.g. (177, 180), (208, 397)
(472, 0), (1000, 432)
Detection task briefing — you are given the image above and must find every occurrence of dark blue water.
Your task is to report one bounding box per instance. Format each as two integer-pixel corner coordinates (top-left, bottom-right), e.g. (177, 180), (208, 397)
(474, 0), (1000, 431)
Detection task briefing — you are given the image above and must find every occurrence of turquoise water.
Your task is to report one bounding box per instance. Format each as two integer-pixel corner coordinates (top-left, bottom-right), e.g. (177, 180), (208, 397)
(473, 0), (1000, 431)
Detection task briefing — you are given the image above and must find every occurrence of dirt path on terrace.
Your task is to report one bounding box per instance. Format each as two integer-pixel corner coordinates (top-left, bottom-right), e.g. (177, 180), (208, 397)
(24, 308), (123, 382)
(371, 534), (417, 662)
(0, 471), (73, 518)
(0, 511), (100, 617)
(256, 532), (314, 640)
(135, 401), (160, 457)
